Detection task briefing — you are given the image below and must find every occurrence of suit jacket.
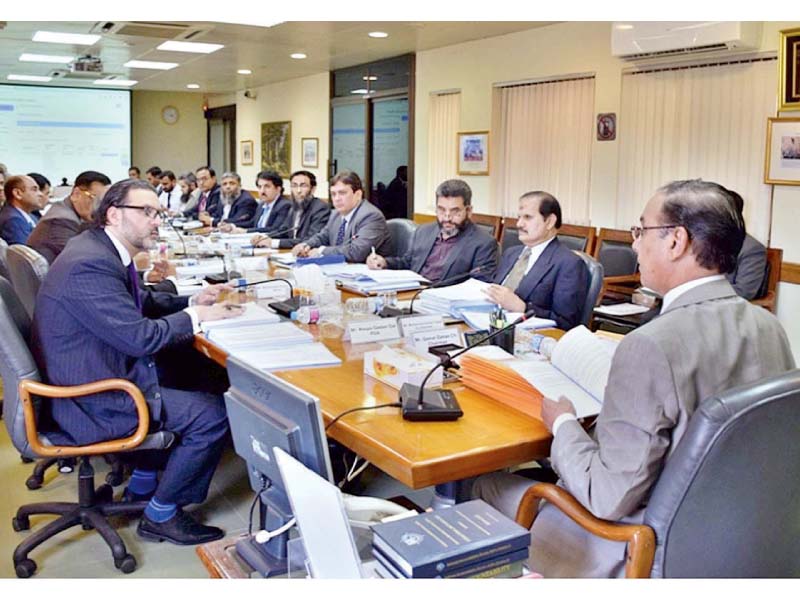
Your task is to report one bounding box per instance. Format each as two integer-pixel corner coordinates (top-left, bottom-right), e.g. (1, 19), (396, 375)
(31, 227), (192, 446)
(0, 204), (37, 245)
(726, 233), (767, 300)
(531, 278), (795, 577)
(27, 197), (88, 263)
(184, 184), (221, 219)
(494, 238), (588, 330)
(246, 196), (292, 233)
(385, 221), (498, 283)
(275, 197), (332, 248)
(210, 190), (257, 227)
(304, 199), (391, 263)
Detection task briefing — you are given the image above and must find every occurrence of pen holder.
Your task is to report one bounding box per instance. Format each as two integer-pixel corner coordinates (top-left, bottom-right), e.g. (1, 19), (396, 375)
(488, 324), (515, 354)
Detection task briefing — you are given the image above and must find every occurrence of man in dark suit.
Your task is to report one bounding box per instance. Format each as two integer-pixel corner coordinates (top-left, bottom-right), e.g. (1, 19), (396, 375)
(253, 170), (331, 249)
(484, 191), (588, 330)
(292, 170), (391, 263)
(367, 179), (497, 282)
(199, 171), (256, 228)
(32, 178), (244, 545)
(183, 166), (220, 220)
(0, 175), (40, 245)
(724, 188), (768, 300)
(220, 170), (291, 234)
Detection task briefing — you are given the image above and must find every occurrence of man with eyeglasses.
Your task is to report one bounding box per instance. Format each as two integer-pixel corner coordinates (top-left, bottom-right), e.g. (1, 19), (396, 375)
(367, 179), (497, 282)
(482, 191), (588, 330)
(27, 171), (111, 262)
(183, 166), (221, 220)
(252, 170), (330, 249)
(33, 178), (245, 546)
(473, 180), (794, 578)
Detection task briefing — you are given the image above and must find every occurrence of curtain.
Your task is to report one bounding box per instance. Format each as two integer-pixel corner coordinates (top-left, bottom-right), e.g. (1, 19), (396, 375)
(491, 77), (595, 223)
(617, 58), (777, 242)
(425, 91), (461, 213)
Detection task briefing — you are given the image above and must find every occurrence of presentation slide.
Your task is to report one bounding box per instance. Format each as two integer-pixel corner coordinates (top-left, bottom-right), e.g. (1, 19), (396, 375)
(0, 84), (131, 184)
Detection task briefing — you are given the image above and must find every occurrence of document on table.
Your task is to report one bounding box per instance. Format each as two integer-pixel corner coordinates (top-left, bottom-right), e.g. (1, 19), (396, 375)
(231, 343), (342, 370)
(594, 303), (650, 316)
(206, 322), (314, 352)
(200, 303), (281, 333)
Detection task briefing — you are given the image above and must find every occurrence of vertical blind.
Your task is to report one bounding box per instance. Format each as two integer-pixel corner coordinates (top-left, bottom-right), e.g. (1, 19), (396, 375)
(491, 76), (595, 223)
(617, 58), (777, 242)
(425, 91), (461, 212)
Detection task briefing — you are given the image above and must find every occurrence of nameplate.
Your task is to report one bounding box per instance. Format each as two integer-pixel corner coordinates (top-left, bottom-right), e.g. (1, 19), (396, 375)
(411, 328), (463, 356)
(348, 318), (402, 345)
(398, 314), (445, 338)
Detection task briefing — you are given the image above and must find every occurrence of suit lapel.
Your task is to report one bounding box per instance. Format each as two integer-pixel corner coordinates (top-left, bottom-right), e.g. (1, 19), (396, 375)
(415, 225), (439, 273)
(661, 278), (739, 315)
(497, 245), (523, 282)
(515, 239), (559, 299)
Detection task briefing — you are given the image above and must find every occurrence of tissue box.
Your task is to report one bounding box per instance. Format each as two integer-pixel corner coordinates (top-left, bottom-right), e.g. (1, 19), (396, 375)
(364, 346), (443, 390)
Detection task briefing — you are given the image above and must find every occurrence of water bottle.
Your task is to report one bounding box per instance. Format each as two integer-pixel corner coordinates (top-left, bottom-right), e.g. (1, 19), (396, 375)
(529, 334), (557, 359)
(291, 305), (320, 324)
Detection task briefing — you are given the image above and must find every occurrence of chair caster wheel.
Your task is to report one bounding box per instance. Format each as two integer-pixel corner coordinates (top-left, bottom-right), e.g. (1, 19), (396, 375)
(20, 456), (34, 464)
(15, 558), (37, 578)
(12, 516), (30, 532)
(96, 484), (114, 504)
(106, 472), (124, 486)
(25, 476), (43, 490)
(115, 554), (137, 574)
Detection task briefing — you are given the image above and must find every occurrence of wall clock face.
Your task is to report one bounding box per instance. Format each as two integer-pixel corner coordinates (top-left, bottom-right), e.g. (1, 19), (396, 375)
(162, 106), (179, 125)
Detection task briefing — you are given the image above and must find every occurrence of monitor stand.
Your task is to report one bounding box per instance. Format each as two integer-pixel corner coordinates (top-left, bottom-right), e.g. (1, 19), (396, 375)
(235, 490), (293, 577)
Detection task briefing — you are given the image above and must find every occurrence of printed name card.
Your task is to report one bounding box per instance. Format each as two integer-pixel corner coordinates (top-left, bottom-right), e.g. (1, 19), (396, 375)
(398, 314), (445, 338)
(347, 318), (402, 345)
(410, 328), (464, 356)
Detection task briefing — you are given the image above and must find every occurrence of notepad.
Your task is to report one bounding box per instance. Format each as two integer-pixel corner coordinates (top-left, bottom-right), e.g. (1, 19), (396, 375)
(231, 343), (342, 370)
(199, 303), (281, 333)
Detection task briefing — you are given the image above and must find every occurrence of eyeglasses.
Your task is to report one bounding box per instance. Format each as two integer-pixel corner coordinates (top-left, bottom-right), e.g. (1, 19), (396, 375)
(290, 182), (311, 189)
(435, 207), (467, 219)
(118, 205), (167, 220)
(630, 224), (678, 240)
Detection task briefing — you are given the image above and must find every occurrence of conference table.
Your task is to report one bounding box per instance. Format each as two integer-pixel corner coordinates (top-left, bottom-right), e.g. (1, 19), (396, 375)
(190, 252), (558, 494)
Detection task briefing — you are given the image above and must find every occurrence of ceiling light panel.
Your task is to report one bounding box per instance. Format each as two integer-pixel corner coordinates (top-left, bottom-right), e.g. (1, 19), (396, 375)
(94, 79), (137, 87)
(124, 60), (179, 70)
(19, 53), (74, 64)
(33, 31), (100, 45)
(8, 74), (53, 82)
(157, 41), (224, 54)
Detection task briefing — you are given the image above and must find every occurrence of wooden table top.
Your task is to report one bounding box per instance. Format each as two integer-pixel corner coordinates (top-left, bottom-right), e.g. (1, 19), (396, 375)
(191, 253), (558, 490)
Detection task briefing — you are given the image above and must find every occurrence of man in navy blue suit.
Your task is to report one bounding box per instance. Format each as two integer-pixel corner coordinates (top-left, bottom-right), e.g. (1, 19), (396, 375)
(219, 170), (291, 234)
(32, 178), (244, 545)
(199, 171), (257, 228)
(0, 175), (40, 245)
(183, 166), (220, 220)
(484, 191), (588, 330)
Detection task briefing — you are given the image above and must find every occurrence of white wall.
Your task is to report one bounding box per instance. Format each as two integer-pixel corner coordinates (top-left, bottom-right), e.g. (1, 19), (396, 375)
(209, 72), (330, 197)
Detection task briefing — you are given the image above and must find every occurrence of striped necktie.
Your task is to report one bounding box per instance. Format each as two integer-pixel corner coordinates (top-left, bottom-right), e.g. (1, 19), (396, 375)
(502, 247), (532, 292)
(127, 262), (142, 311)
(335, 217), (347, 246)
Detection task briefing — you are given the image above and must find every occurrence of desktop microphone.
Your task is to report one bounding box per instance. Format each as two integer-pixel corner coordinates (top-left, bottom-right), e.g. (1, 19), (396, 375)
(230, 277), (294, 298)
(164, 216), (188, 257)
(399, 309), (536, 421)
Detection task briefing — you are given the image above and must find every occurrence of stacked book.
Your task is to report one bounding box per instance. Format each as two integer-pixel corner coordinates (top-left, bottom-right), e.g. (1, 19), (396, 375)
(323, 264), (429, 295)
(370, 500), (529, 579)
(416, 278), (494, 317)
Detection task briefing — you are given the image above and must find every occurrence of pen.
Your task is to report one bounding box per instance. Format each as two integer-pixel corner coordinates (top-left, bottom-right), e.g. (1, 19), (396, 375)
(371, 246), (376, 256)
(225, 303), (243, 311)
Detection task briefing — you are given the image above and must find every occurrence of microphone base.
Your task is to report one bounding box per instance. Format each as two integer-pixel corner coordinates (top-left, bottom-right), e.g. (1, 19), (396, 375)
(400, 384), (463, 422)
(378, 306), (412, 318)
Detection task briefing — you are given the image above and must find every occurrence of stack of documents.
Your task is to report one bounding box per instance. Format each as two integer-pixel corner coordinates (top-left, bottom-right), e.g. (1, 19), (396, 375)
(270, 253), (297, 266)
(457, 326), (618, 419)
(200, 303), (281, 334)
(416, 278), (494, 317)
(176, 258), (224, 279)
(327, 265), (429, 294)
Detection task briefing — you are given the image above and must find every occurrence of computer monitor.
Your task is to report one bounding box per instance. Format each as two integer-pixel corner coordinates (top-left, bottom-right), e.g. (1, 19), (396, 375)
(224, 357), (333, 577)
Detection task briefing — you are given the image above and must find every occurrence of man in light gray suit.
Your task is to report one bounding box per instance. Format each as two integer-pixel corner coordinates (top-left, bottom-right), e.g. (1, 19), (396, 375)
(366, 179), (497, 282)
(292, 170), (391, 263)
(473, 179), (795, 577)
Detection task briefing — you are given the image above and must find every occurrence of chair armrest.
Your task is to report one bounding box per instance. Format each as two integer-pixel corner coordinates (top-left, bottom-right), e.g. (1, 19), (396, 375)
(514, 482), (656, 579)
(18, 378), (150, 459)
(603, 274), (641, 286)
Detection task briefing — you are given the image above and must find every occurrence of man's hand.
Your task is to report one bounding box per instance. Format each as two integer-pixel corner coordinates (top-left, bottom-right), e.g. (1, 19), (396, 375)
(218, 222), (234, 233)
(198, 212), (213, 226)
(252, 234), (271, 247)
(194, 301), (245, 322)
(541, 395), (577, 433)
(152, 258), (176, 278)
(292, 243), (312, 257)
(367, 254), (387, 269)
(482, 284), (527, 313)
(191, 283), (234, 306)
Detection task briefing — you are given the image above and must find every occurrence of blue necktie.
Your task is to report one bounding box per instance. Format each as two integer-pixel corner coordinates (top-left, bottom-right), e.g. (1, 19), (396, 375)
(127, 262), (142, 312)
(257, 204), (271, 229)
(335, 217), (347, 246)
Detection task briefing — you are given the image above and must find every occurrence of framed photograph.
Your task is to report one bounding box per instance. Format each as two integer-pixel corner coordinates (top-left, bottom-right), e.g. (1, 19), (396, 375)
(764, 117), (800, 186)
(779, 27), (800, 111)
(240, 140), (254, 166)
(301, 137), (319, 168)
(457, 131), (490, 176)
(261, 120), (292, 177)
(597, 113), (616, 141)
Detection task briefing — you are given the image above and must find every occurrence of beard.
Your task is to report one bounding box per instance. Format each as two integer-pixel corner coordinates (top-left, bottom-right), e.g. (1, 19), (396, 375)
(439, 219), (468, 236)
(221, 190), (238, 204)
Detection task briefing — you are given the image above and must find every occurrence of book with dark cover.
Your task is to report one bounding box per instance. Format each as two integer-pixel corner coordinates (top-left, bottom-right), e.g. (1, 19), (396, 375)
(370, 499), (529, 578)
(372, 545), (529, 579)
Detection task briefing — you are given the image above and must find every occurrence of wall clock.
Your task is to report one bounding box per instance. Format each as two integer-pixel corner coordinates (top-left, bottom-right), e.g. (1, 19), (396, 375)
(161, 105), (179, 125)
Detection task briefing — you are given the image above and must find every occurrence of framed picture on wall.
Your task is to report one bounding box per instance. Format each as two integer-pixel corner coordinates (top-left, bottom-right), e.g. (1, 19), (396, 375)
(764, 117), (800, 186)
(301, 137), (319, 168)
(779, 27), (800, 111)
(457, 131), (489, 176)
(240, 140), (254, 166)
(261, 120), (292, 178)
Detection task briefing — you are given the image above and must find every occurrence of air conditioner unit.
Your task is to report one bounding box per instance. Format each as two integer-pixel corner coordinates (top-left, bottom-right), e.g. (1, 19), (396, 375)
(90, 21), (213, 41)
(611, 22), (762, 60)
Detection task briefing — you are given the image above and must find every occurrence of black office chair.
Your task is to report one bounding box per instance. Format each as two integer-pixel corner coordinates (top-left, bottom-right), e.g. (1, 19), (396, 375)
(571, 251), (604, 327)
(0, 276), (175, 577)
(6, 244), (49, 319)
(556, 224), (597, 254)
(0, 237), (10, 281)
(500, 217), (519, 252)
(516, 368), (800, 577)
(386, 218), (417, 257)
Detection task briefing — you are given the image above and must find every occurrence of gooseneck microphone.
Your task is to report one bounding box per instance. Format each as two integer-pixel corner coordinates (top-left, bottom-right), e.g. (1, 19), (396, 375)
(399, 309), (537, 421)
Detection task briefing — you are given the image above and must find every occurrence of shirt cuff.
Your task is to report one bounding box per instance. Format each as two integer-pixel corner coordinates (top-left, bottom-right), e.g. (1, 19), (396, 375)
(552, 412), (579, 437)
(183, 307), (201, 334)
(271, 239), (280, 249)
